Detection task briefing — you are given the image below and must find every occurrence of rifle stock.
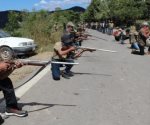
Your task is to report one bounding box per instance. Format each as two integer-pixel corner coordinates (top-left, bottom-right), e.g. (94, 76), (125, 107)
(19, 60), (50, 66)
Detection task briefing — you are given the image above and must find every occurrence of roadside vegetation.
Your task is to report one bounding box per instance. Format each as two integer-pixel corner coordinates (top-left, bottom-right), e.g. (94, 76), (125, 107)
(4, 0), (150, 52)
(4, 9), (81, 52)
(81, 0), (150, 26)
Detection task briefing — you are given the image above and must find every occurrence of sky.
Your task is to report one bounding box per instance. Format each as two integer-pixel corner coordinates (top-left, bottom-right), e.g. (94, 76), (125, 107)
(0, 0), (91, 11)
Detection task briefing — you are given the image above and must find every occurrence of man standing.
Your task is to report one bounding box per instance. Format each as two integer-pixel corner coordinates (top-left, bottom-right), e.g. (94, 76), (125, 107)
(108, 21), (114, 35)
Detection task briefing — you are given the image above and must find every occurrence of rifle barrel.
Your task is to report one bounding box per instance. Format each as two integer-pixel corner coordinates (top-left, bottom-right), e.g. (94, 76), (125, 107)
(78, 46), (117, 53)
(19, 59), (79, 66)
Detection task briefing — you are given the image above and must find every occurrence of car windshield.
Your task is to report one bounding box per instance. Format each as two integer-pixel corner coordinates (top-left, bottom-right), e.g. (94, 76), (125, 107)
(0, 30), (11, 38)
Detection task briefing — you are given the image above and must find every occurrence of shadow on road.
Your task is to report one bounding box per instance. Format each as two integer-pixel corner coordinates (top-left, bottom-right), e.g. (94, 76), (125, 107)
(74, 72), (112, 77)
(131, 51), (143, 56)
(80, 56), (99, 57)
(18, 102), (76, 113)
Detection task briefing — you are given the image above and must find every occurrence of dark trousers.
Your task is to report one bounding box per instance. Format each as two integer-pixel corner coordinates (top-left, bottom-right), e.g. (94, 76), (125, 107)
(102, 27), (105, 33)
(51, 63), (62, 80)
(78, 41), (82, 46)
(139, 45), (145, 55)
(148, 47), (150, 52)
(51, 59), (74, 80)
(0, 77), (18, 108)
(64, 60), (74, 73)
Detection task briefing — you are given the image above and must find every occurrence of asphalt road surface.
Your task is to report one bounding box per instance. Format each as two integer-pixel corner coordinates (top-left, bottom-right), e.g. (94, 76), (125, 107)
(3, 29), (150, 125)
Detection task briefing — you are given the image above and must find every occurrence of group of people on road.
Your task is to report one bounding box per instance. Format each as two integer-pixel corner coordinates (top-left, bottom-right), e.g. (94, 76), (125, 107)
(113, 21), (150, 55)
(85, 21), (114, 35)
(0, 21), (92, 124)
(87, 20), (150, 56)
(133, 22), (150, 55)
(51, 22), (94, 80)
(1, 19), (149, 124)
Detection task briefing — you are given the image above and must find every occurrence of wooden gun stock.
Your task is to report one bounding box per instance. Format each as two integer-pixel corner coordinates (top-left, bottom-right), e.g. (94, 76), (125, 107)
(20, 60), (50, 66)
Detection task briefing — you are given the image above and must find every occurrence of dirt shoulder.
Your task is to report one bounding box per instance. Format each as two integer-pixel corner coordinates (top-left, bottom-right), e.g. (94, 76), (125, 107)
(9, 51), (53, 87)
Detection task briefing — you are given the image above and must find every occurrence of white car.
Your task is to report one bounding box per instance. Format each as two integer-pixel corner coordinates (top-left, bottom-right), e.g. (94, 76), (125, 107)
(0, 30), (37, 56)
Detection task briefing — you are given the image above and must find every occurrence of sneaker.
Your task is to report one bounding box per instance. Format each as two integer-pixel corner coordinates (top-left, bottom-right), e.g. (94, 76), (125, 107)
(0, 115), (4, 124)
(61, 72), (70, 79)
(66, 71), (74, 77)
(5, 108), (28, 117)
(0, 113), (9, 119)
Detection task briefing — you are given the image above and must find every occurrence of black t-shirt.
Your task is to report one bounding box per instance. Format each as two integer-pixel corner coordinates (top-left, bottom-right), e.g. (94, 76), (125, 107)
(61, 31), (75, 46)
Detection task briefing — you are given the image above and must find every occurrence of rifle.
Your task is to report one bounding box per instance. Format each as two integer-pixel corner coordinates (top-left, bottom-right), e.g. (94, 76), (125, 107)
(0, 45), (79, 80)
(0, 45), (79, 66)
(77, 46), (117, 53)
(3, 59), (79, 66)
(0, 59), (79, 80)
(10, 59), (79, 66)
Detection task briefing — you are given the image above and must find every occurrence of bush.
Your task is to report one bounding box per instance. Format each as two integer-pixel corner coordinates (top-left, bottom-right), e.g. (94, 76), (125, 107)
(4, 10), (82, 53)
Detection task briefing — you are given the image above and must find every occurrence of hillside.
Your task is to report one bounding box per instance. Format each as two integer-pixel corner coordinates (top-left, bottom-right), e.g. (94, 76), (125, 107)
(0, 6), (85, 28)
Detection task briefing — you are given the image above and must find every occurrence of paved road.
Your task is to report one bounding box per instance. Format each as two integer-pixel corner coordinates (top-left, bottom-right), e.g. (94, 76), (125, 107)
(3, 29), (150, 125)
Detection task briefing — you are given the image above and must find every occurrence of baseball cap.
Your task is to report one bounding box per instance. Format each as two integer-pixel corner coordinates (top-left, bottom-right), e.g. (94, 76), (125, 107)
(142, 22), (149, 26)
(66, 22), (75, 27)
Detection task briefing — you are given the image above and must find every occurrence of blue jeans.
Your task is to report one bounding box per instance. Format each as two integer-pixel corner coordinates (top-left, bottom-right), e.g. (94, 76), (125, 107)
(0, 77), (18, 108)
(51, 63), (62, 80)
(109, 28), (113, 35)
(51, 59), (74, 80)
(132, 42), (140, 50)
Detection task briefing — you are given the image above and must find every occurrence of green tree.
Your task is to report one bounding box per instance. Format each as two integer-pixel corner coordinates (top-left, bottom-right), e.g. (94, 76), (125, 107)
(83, 0), (148, 21)
(5, 11), (22, 36)
(4, 9), (83, 52)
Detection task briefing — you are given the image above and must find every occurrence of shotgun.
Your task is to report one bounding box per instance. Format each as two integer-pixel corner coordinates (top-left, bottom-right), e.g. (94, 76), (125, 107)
(14, 59), (79, 66)
(0, 59), (79, 80)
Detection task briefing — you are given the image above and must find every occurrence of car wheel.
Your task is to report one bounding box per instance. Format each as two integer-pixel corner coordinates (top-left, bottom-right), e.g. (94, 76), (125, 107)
(0, 46), (15, 61)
